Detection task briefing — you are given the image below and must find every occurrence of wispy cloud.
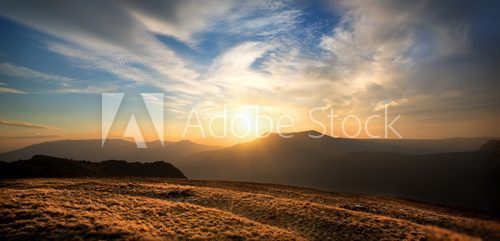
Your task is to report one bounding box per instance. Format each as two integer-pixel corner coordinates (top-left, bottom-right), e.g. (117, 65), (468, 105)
(0, 0), (199, 95)
(126, 0), (235, 46)
(0, 86), (26, 94)
(0, 120), (55, 130)
(0, 0), (307, 109)
(0, 62), (120, 94)
(0, 134), (62, 139)
(374, 98), (409, 112)
(0, 62), (74, 83)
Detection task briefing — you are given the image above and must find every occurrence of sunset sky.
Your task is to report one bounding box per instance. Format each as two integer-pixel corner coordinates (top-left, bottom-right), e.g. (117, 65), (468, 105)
(1, 0), (500, 151)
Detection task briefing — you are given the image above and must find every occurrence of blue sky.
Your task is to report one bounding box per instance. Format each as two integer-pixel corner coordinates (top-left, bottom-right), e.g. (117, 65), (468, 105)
(0, 0), (500, 150)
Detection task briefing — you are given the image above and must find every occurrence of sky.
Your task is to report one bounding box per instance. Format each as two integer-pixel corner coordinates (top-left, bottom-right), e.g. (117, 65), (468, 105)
(0, 0), (500, 151)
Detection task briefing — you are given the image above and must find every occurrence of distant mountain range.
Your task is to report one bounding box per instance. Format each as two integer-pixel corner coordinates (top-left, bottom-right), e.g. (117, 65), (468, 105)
(0, 155), (186, 179)
(0, 134), (492, 163)
(0, 139), (219, 162)
(178, 131), (499, 212)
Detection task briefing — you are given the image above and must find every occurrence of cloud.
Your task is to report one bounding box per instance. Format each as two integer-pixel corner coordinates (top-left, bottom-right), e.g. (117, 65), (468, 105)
(0, 1), (307, 115)
(0, 0), (199, 94)
(0, 62), (74, 83)
(374, 98), (409, 111)
(0, 0), (499, 138)
(0, 62), (120, 94)
(303, 0), (500, 116)
(0, 120), (55, 129)
(0, 134), (62, 139)
(0, 86), (26, 94)
(48, 85), (119, 94)
(124, 0), (234, 45)
(208, 42), (273, 87)
(0, 80), (26, 94)
(0, 1), (306, 99)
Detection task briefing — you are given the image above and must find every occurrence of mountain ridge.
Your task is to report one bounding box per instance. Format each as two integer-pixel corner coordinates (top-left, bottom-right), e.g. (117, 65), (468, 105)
(0, 155), (186, 179)
(0, 139), (220, 162)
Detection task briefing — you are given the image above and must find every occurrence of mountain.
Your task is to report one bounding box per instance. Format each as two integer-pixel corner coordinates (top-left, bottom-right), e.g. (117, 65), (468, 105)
(479, 139), (500, 157)
(362, 137), (495, 154)
(179, 131), (499, 212)
(179, 131), (493, 180)
(0, 139), (219, 162)
(0, 155), (186, 179)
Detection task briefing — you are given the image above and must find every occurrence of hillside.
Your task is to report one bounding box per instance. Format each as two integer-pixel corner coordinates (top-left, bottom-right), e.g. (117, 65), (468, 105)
(0, 178), (498, 241)
(0, 155), (186, 179)
(179, 133), (500, 212)
(0, 139), (219, 162)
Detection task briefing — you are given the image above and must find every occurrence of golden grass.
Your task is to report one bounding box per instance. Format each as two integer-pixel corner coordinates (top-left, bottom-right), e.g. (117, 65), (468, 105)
(1, 178), (498, 241)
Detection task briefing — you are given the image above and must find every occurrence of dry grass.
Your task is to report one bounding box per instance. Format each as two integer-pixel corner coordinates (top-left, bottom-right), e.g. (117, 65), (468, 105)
(0, 178), (498, 241)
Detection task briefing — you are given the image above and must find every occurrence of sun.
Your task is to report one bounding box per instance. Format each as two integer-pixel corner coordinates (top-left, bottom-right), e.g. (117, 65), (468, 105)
(231, 106), (257, 139)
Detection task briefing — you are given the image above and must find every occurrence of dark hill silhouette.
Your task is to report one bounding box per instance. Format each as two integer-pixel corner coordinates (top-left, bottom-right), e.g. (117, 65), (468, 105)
(0, 139), (219, 162)
(0, 155), (186, 179)
(180, 132), (499, 212)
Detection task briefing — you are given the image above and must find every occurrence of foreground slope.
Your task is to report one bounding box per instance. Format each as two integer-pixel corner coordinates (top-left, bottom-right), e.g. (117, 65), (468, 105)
(0, 178), (498, 241)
